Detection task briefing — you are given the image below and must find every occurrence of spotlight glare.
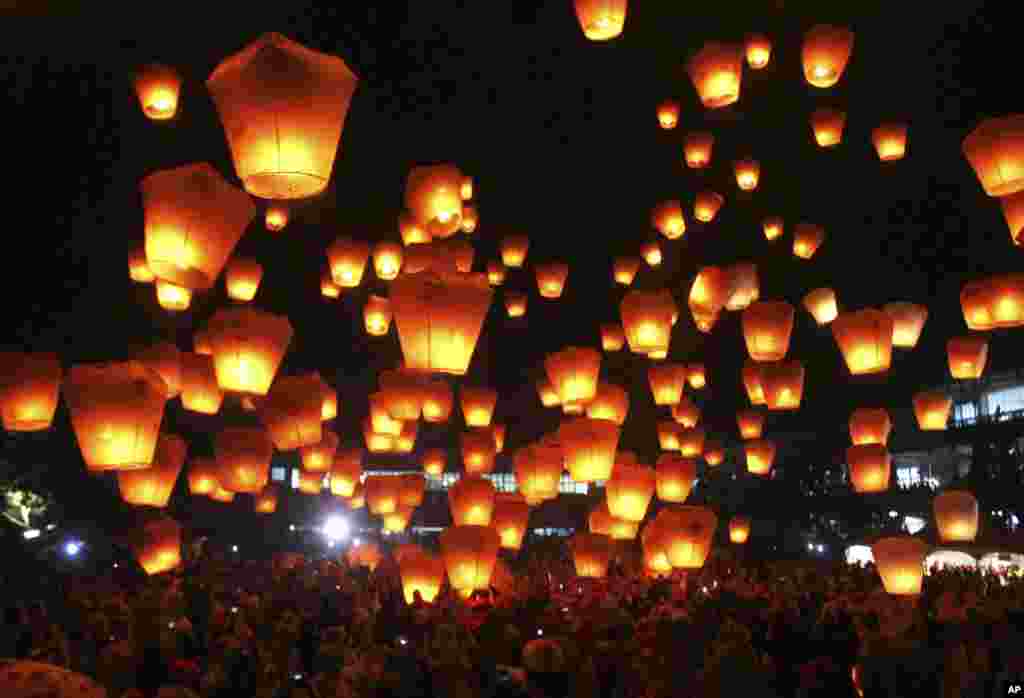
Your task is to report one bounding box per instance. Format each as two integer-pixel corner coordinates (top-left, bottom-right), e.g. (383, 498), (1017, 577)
(322, 516), (349, 541)
(64, 540), (82, 557)
(23, 529), (40, 540)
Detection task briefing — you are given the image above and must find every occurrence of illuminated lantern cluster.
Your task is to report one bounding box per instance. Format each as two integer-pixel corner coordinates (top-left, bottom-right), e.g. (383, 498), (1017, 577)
(493, 493), (530, 550)
(883, 302), (928, 349)
(687, 42), (743, 109)
(365, 475), (399, 514)
(559, 417), (620, 482)
(206, 307), (293, 396)
(962, 115), (1024, 197)
(117, 434), (187, 507)
(207, 32), (359, 200)
(327, 237), (370, 288)
(606, 460), (655, 522)
(574, 0), (627, 41)
(462, 429), (497, 475)
(441, 525), (499, 592)
(694, 190), (725, 223)
(802, 25), (855, 88)
(737, 409), (765, 440)
(571, 532), (613, 578)
(745, 439), (775, 475)
(873, 123), (908, 161)
(134, 64), (181, 121)
(734, 159), (760, 191)
(913, 391), (952, 431)
(500, 235), (530, 268)
(651, 200), (686, 240)
(655, 455), (697, 503)
(960, 274), (1024, 330)
(742, 301), (794, 361)
(398, 548), (445, 603)
(934, 490), (979, 542)
(656, 100), (679, 129)
(545, 347), (600, 411)
(947, 336), (988, 379)
(260, 374), (323, 450)
(847, 444), (891, 493)
(330, 450), (362, 497)
(729, 516), (751, 544)
(621, 290), (676, 356)
(216, 426), (273, 493)
(225, 258), (263, 302)
(872, 536), (927, 596)
(0, 352), (61, 432)
(586, 383), (629, 425)
(684, 132), (715, 169)
(849, 408), (892, 446)
(804, 288), (839, 325)
(613, 256), (642, 286)
(810, 108), (846, 147)
(760, 361), (804, 410)
(134, 518), (182, 575)
(832, 309), (894, 375)
(536, 263), (569, 298)
(745, 34), (771, 69)
(364, 295), (392, 336)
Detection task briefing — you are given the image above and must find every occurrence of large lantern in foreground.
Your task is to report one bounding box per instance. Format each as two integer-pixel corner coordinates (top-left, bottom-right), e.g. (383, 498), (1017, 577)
(849, 408), (891, 446)
(207, 32), (359, 200)
(117, 433), (187, 507)
(832, 309), (894, 375)
(742, 301), (794, 362)
(803, 288), (838, 325)
(606, 461), (655, 522)
(574, 0), (627, 41)
(571, 532), (613, 577)
(883, 302), (928, 349)
(873, 536), (927, 595)
(327, 237), (370, 288)
(913, 391), (952, 431)
(962, 115), (1024, 197)
(135, 518), (182, 575)
(260, 374), (322, 450)
(847, 444), (891, 493)
(559, 417), (620, 482)
(216, 426), (273, 493)
(729, 516), (751, 544)
(960, 274), (1024, 330)
(0, 352), (61, 432)
(802, 24), (854, 88)
(441, 525), (500, 592)
(760, 361), (804, 410)
(206, 307), (293, 396)
(655, 455), (697, 503)
(661, 506), (717, 569)
(65, 361), (167, 472)
(399, 549), (445, 604)
(405, 164), (465, 238)
(934, 490), (979, 542)
(621, 290), (675, 356)
(810, 108), (846, 148)
(684, 131), (715, 169)
(687, 41), (743, 109)
(545, 347), (601, 410)
(135, 64), (181, 121)
(947, 336), (988, 379)
(391, 271), (493, 375)
(745, 439), (775, 475)
(493, 493), (530, 550)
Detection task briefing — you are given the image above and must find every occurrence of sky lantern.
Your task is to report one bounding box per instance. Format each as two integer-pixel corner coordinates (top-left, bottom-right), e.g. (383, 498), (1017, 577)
(1001, 191), (1024, 245)
(265, 205), (288, 232)
(365, 476), (399, 515)
(224, 258), (263, 303)
(348, 483), (366, 509)
(364, 295), (392, 337)
(462, 428), (497, 474)
(724, 263), (759, 311)
(913, 391), (952, 431)
(460, 176), (474, 201)
(745, 34), (771, 69)
(573, 0), (627, 41)
(802, 25), (854, 88)
(363, 418), (395, 453)
(378, 369), (425, 421)
(742, 301), (795, 362)
(442, 525), (500, 593)
(641, 517), (673, 576)
(729, 516), (751, 544)
(134, 64), (181, 121)
(206, 307), (293, 396)
(500, 235), (530, 268)
(461, 386), (498, 427)
(461, 205), (479, 234)
(873, 536), (927, 596)
(299, 431), (339, 472)
(210, 486), (235, 503)
(648, 363), (686, 406)
(515, 445), (561, 505)
(327, 237), (370, 288)
(687, 364), (707, 389)
(960, 274), (1024, 330)
(606, 460), (655, 522)
(962, 115), (1024, 197)
(391, 270), (493, 375)
(259, 374), (322, 450)
(651, 200), (687, 240)
(850, 408), (891, 446)
(444, 239), (475, 273)
(947, 336), (988, 379)
(586, 383), (629, 425)
(694, 190), (724, 223)
(399, 212), (431, 246)
(600, 323), (626, 351)
(810, 108), (846, 147)
(129, 248), (156, 283)
(662, 506), (717, 569)
(657, 420), (682, 451)
(65, 361), (167, 473)
(883, 302), (928, 349)
(734, 159), (761, 191)
(689, 266), (729, 319)
(398, 473), (426, 508)
(545, 347), (601, 410)
(655, 455), (697, 503)
(422, 448), (445, 477)
(621, 290), (675, 356)
(421, 379), (454, 423)
(193, 330), (213, 357)
(832, 309), (894, 375)
(0, 352), (61, 432)
(314, 374), (337, 420)
(761, 361), (804, 410)
(704, 441), (724, 465)
(745, 439), (775, 475)
(134, 518), (182, 576)
(449, 475), (496, 526)
(536, 262), (569, 299)
(847, 444), (891, 493)
(487, 261), (506, 286)
(373, 242), (404, 281)
(207, 33), (358, 199)
(803, 288), (838, 325)
(656, 99), (680, 129)
(255, 486), (278, 513)
(369, 391), (404, 436)
(155, 281), (191, 311)
(117, 433), (187, 508)
(559, 417), (620, 482)
(321, 274), (341, 299)
(348, 541), (382, 571)
(135, 342), (182, 400)
(684, 131), (715, 169)
(872, 123), (908, 161)
(142, 163), (258, 293)
(763, 217), (784, 241)
(792, 223), (825, 260)
(571, 532), (613, 578)
(297, 469), (325, 495)
(330, 451), (362, 497)
(590, 501), (639, 541)
(742, 361), (766, 406)
(640, 241), (662, 267)
(216, 426), (272, 493)
(492, 493), (530, 550)
(687, 41), (743, 109)
(492, 423), (507, 453)
(399, 548), (445, 604)
(187, 458), (219, 496)
(678, 427), (705, 457)
(613, 256), (642, 286)
(180, 353), (223, 415)
(737, 409), (765, 440)
(934, 490), (979, 542)
(672, 397), (700, 428)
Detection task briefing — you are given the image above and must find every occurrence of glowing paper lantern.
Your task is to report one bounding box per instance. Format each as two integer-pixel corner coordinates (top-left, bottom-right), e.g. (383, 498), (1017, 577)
(810, 109), (846, 147)
(460, 386), (498, 428)
(832, 309), (894, 375)
(656, 100), (679, 129)
(737, 410), (765, 440)
(207, 32), (359, 199)
(216, 426), (272, 493)
(545, 347), (601, 410)
(500, 236), (529, 269)
(405, 164), (467, 238)
(373, 242), (404, 281)
(648, 363), (687, 406)
(873, 536), (927, 595)
(441, 525), (500, 592)
(493, 493), (530, 550)
(321, 275), (341, 299)
(315, 374), (338, 420)
(363, 295), (392, 337)
(210, 486), (235, 503)
(155, 280), (191, 311)
(804, 288), (838, 325)
(600, 323), (625, 351)
(422, 448), (445, 477)
(398, 473), (425, 508)
(694, 190), (724, 223)
(363, 420), (394, 453)
(421, 380), (454, 422)
(742, 301), (794, 361)
(947, 336), (988, 379)
(704, 441), (724, 465)
(725, 263), (759, 311)
(661, 506), (717, 569)
(883, 302), (928, 349)
(130, 248), (155, 283)
(206, 307), (293, 396)
(391, 271), (493, 375)
(684, 131), (715, 169)
(330, 450), (362, 497)
(571, 532), (613, 578)
(960, 274), (1024, 330)
(678, 427), (705, 458)
(761, 361), (804, 410)
(793, 223), (825, 259)
(613, 257), (642, 286)
(223, 257), (262, 302)
(378, 370), (425, 421)
(255, 486), (278, 513)
(135, 343), (182, 399)
(657, 420), (682, 451)
(850, 408), (891, 446)
(365, 475), (399, 514)
(1001, 191), (1024, 245)
(745, 439), (775, 475)
(299, 431), (339, 471)
(847, 444), (891, 493)
(655, 455), (696, 503)
(505, 292), (527, 318)
(327, 237), (370, 288)
(734, 159), (760, 191)
(187, 458), (219, 496)
(872, 123), (908, 161)
(461, 205), (478, 234)
(606, 460), (655, 522)
(742, 361), (766, 406)
(763, 217), (784, 241)
(934, 490), (979, 542)
(536, 263), (569, 299)
(913, 391), (952, 431)
(586, 383), (629, 425)
(687, 41), (743, 109)
(399, 212), (431, 246)
(449, 474), (496, 526)
(962, 115), (1024, 197)
(117, 434), (187, 507)
(515, 446), (562, 505)
(641, 517), (673, 575)
(180, 351), (224, 415)
(0, 352), (61, 432)
(621, 290), (675, 356)
(640, 241), (662, 267)
(348, 542), (382, 571)
(135, 64), (181, 120)
(671, 398), (700, 428)
(745, 34), (771, 69)
(65, 361), (167, 472)
(487, 262), (506, 286)
(689, 266), (728, 318)
(651, 200), (686, 240)
(491, 423), (507, 453)
(462, 429), (497, 475)
(135, 518), (181, 575)
(687, 364), (707, 389)
(536, 379), (561, 408)
(729, 516), (751, 544)
(802, 25), (854, 88)
(574, 0), (627, 41)
(265, 205), (288, 232)
(559, 417), (620, 482)
(589, 500), (638, 541)
(399, 548), (445, 603)
(260, 374), (322, 450)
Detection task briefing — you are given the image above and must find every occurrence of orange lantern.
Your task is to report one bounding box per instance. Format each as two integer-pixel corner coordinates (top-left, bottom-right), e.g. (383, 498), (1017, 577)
(117, 433), (187, 507)
(600, 323), (626, 352)
(330, 450), (362, 497)
(792, 223), (825, 259)
(803, 288), (838, 325)
(491, 423), (507, 453)
(545, 347), (601, 409)
(299, 431), (339, 471)
(883, 302), (928, 349)
(134, 64), (181, 120)
(536, 378), (561, 408)
(913, 391), (952, 431)
(613, 256), (642, 286)
(441, 525), (500, 592)
(265, 205), (289, 232)
(559, 417), (620, 482)
(742, 301), (795, 362)
(135, 343), (182, 399)
(689, 266), (729, 317)
(655, 455), (696, 503)
(260, 374), (322, 450)
(449, 475), (496, 526)
(536, 263), (569, 299)
(960, 274), (1024, 330)
(761, 361), (804, 410)
(347, 483), (366, 510)
(422, 448), (446, 477)
(724, 263), (759, 311)
(321, 275), (341, 299)
(129, 248), (156, 283)
(621, 290), (675, 356)
(460, 176), (474, 201)
(0, 352), (61, 432)
(399, 472), (426, 508)
(187, 458), (219, 496)
(678, 427), (705, 457)
(348, 541), (382, 571)
(206, 307), (293, 396)
(606, 460), (655, 522)
(947, 336), (988, 380)
(364, 295), (392, 337)
(872, 123), (908, 161)
(225, 258), (263, 303)
(832, 309), (894, 375)
(399, 212), (431, 246)
(1001, 191), (1024, 245)
(210, 486), (236, 503)
(216, 426), (272, 493)
(586, 383), (629, 425)
(729, 516), (751, 544)
(378, 369), (425, 421)
(641, 516), (673, 575)
(684, 131), (715, 169)
(810, 108), (846, 147)
(515, 445), (561, 505)
(763, 216), (784, 241)
(460, 386), (498, 427)
(745, 439), (775, 475)
(363, 419), (395, 453)
(571, 532), (613, 577)
(686, 41), (743, 109)
(934, 490), (979, 542)
(661, 506), (717, 569)
(694, 190), (724, 223)
(493, 493), (530, 550)
(391, 270), (493, 376)
(505, 291), (528, 318)
(737, 409), (765, 440)
(745, 34), (771, 69)
(573, 0), (627, 41)
(686, 364), (707, 389)
(734, 159), (761, 191)
(589, 500), (638, 541)
(671, 397), (700, 428)
(368, 392), (403, 436)
(648, 363), (686, 406)
(134, 518), (182, 575)
(872, 536), (927, 596)
(500, 235), (530, 268)
(421, 379), (454, 423)
(802, 25), (854, 88)
(704, 440), (724, 465)
(487, 261), (506, 286)
(462, 428), (497, 475)
(255, 486), (278, 513)
(373, 242), (404, 281)
(64, 361), (167, 472)
(962, 115), (1024, 197)
(742, 361), (766, 406)
(365, 475), (400, 514)
(640, 241), (662, 267)
(461, 205), (478, 234)
(849, 408), (892, 446)
(656, 100), (679, 129)
(847, 444), (891, 493)
(651, 200), (687, 240)
(155, 280), (191, 311)
(314, 375), (337, 421)
(327, 237), (370, 288)
(657, 420), (682, 451)
(398, 548), (445, 603)
(207, 32), (359, 199)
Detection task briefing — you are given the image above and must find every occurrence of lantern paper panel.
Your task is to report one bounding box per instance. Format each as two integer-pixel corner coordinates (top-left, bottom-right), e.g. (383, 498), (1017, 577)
(462, 428), (497, 475)
(729, 516), (751, 544)
(536, 263), (569, 299)
(373, 242), (404, 281)
(734, 159), (760, 191)
(742, 361), (766, 406)
(621, 291), (675, 356)
(130, 248), (155, 283)
(487, 261), (506, 286)
(449, 475), (496, 526)
(694, 190), (725, 223)
(1001, 191), (1024, 245)
(672, 397), (700, 428)
(255, 486), (278, 513)
(793, 223), (825, 259)
(586, 383), (629, 425)
(651, 200), (687, 240)
(847, 444), (891, 493)
(206, 307), (293, 396)
(364, 295), (393, 336)
(883, 302), (928, 349)
(763, 217), (784, 241)
(136, 342), (182, 399)
(299, 430), (339, 471)
(641, 241), (662, 267)
(156, 280), (192, 311)
(500, 235), (530, 268)
(832, 310), (894, 375)
(265, 205), (288, 232)
(330, 451), (362, 497)
(606, 461), (655, 522)
(613, 257), (642, 286)
(399, 549), (446, 603)
(661, 506), (717, 569)
(117, 433), (187, 507)
(934, 490), (979, 542)
(873, 123), (908, 161)
(947, 336), (988, 379)
(600, 324), (626, 352)
(737, 409), (765, 440)
(545, 347), (601, 409)
(187, 458), (219, 496)
(493, 494), (530, 550)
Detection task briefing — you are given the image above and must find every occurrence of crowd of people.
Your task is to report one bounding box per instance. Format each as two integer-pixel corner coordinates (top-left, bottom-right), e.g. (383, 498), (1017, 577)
(3, 542), (1024, 698)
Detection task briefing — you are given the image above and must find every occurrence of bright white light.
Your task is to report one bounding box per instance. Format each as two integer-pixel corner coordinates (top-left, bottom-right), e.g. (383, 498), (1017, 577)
(322, 516), (349, 541)
(23, 529), (40, 540)
(904, 516), (927, 535)
(232, 545), (238, 553)
(64, 541), (82, 557)
(327, 540), (336, 549)
(817, 544), (825, 553)
(808, 543), (814, 551)
(888, 510), (899, 518)
(45, 523), (57, 531)
(354, 537), (361, 546)
(289, 524), (296, 532)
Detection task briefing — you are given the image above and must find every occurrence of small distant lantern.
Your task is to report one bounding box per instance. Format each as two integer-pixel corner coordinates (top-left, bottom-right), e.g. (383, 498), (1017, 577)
(441, 525), (500, 592)
(187, 458), (219, 496)
(606, 460), (656, 522)
(687, 364), (707, 389)
(135, 342), (182, 399)
(399, 549), (445, 603)
(883, 302), (928, 349)
(500, 235), (530, 268)
(315, 375), (338, 420)
(206, 306), (293, 396)
(422, 379), (454, 423)
(299, 431), (339, 471)
(130, 248), (156, 283)
(399, 212), (431, 246)
(705, 441), (724, 465)
(321, 275), (341, 299)
(396, 421), (418, 454)
(947, 336), (988, 379)
(613, 257), (642, 286)
(180, 353), (223, 415)
(913, 391), (952, 431)
(378, 369), (425, 421)
(600, 323), (626, 351)
(365, 475), (399, 514)
(742, 301), (795, 362)
(0, 352), (61, 432)
(832, 309), (894, 375)
(216, 426), (273, 493)
(330, 451), (362, 497)
(487, 262), (506, 286)
(449, 475), (496, 526)
(694, 190), (725, 223)
(804, 288), (839, 325)
(671, 397), (700, 428)
(684, 132), (715, 169)
(134, 518), (182, 576)
(655, 455), (697, 503)
(364, 295), (393, 336)
(678, 427), (705, 458)
(460, 176), (474, 201)
(156, 280), (192, 311)
(368, 392), (403, 436)
(656, 100), (680, 129)
(265, 205), (289, 232)
(657, 420), (682, 451)
(398, 473), (426, 508)
(761, 361), (804, 410)
(873, 536), (927, 596)
(1001, 191), (1024, 245)
(460, 386), (498, 427)
(729, 516), (751, 544)
(872, 123), (908, 161)
(792, 223), (825, 259)
(662, 506), (717, 569)
(373, 242), (404, 281)
(651, 200), (687, 240)
(327, 237), (370, 288)
(737, 409), (765, 440)
(536, 263), (569, 299)
(960, 274), (1024, 330)
(493, 493), (530, 550)
(573, 0), (627, 41)
(742, 361), (766, 406)
(545, 347), (601, 410)
(640, 241), (662, 267)
(734, 159), (761, 191)
(589, 500), (637, 540)
(537, 378), (560, 408)
(847, 444), (891, 493)
(648, 363), (687, 406)
(745, 34), (771, 69)
(745, 439), (775, 475)
(687, 41), (743, 109)
(117, 434), (187, 507)
(422, 448), (445, 477)
(961, 115), (1024, 197)
(225, 258), (263, 302)
(348, 541), (382, 571)
(135, 64), (181, 121)
(724, 263), (759, 311)
(259, 374), (323, 450)
(763, 217), (784, 241)
(934, 490), (979, 542)
(559, 417), (620, 482)
(462, 429), (497, 475)
(850, 408), (892, 446)
(461, 205), (478, 233)
(193, 330), (213, 356)
(363, 419), (395, 453)
(255, 486), (278, 513)
(515, 445), (562, 505)
(492, 423), (507, 453)
(586, 383), (629, 425)
(810, 108), (846, 147)
(802, 24), (855, 88)
(620, 290), (676, 356)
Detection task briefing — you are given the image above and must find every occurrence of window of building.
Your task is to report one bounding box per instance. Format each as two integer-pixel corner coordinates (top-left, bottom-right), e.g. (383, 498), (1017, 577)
(290, 468), (300, 490)
(987, 386), (1024, 417)
(954, 401), (978, 425)
(271, 466), (287, 483)
(559, 474), (589, 494)
(532, 527), (573, 537)
(426, 472), (461, 491)
(483, 473), (517, 492)
(896, 465), (920, 488)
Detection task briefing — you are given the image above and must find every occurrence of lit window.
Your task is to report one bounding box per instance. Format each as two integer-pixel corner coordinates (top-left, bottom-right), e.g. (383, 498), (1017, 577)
(896, 465), (920, 488)
(271, 467), (287, 482)
(987, 386), (1024, 416)
(290, 469), (300, 490)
